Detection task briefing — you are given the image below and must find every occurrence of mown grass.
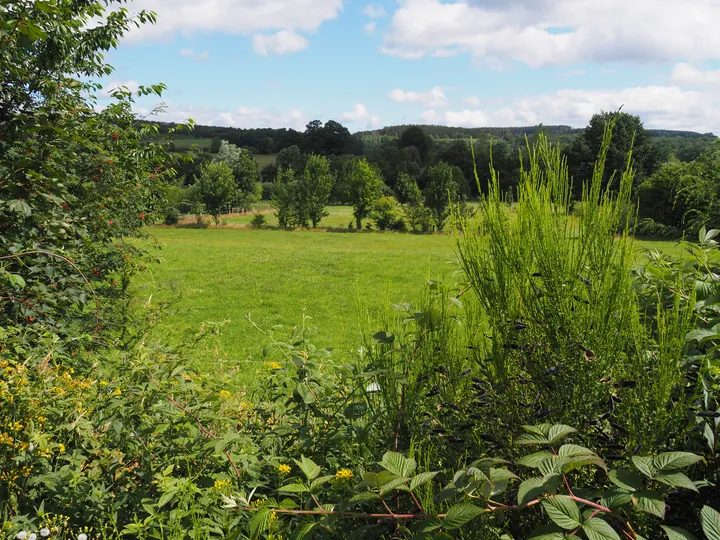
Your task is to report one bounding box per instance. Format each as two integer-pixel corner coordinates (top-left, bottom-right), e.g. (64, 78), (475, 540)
(140, 211), (689, 383)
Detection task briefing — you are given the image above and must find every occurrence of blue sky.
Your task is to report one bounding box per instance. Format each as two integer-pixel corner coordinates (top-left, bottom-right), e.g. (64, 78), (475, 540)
(98, 0), (720, 133)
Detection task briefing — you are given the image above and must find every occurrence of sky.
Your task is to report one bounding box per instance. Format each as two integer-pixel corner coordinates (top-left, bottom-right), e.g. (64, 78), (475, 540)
(98, 0), (720, 134)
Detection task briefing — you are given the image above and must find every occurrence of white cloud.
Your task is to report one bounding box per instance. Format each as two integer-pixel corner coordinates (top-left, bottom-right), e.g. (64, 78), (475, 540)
(670, 63), (720, 87)
(464, 96), (481, 106)
(364, 21), (377, 35)
(363, 4), (386, 18)
(388, 86), (449, 107)
(100, 80), (140, 97)
(124, 0), (343, 45)
(381, 0), (720, 67)
(179, 48), (210, 61)
(339, 103), (381, 128)
(157, 103), (309, 130)
(253, 30), (309, 56)
(416, 85), (720, 133)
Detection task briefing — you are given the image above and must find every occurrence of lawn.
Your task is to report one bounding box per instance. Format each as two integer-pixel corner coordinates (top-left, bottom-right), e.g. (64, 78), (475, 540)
(139, 214), (690, 383)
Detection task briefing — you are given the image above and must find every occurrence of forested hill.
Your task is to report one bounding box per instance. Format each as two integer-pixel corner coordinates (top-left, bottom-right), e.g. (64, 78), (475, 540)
(356, 124), (717, 140)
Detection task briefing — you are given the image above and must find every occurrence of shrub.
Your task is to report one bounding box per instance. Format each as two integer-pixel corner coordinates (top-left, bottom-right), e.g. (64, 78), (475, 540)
(370, 195), (401, 231)
(164, 208), (180, 225)
(250, 213), (266, 229)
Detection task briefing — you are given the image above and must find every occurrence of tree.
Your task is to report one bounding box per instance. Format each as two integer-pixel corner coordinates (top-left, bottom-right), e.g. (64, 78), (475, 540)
(567, 111), (661, 194)
(210, 136), (222, 153)
(276, 145), (307, 174)
(272, 167), (298, 229)
(214, 141), (260, 211)
(370, 195), (401, 231)
(296, 154), (335, 227)
(193, 162), (236, 225)
(399, 126), (433, 164)
(423, 161), (459, 230)
(345, 158), (384, 229)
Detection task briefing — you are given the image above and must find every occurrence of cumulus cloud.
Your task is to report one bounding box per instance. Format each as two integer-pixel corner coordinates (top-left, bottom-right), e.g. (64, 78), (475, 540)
(179, 48), (210, 61)
(416, 85), (720, 133)
(123, 0), (343, 43)
(156, 103), (309, 130)
(100, 80), (140, 98)
(464, 96), (481, 106)
(670, 63), (720, 87)
(388, 86), (449, 107)
(381, 0), (720, 67)
(364, 22), (377, 35)
(339, 103), (381, 128)
(253, 30), (309, 56)
(363, 4), (386, 18)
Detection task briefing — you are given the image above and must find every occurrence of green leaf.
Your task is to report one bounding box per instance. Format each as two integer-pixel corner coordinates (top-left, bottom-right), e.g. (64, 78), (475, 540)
(701, 505), (720, 540)
(373, 331), (395, 344)
(443, 503), (487, 529)
(632, 456), (657, 479)
(380, 452), (417, 477)
(654, 472), (698, 491)
(607, 469), (643, 492)
(547, 425), (578, 444)
(661, 526), (700, 540)
(278, 483), (310, 494)
(295, 383), (314, 404)
(379, 476), (411, 495)
(410, 471), (439, 491)
(542, 495), (583, 530)
(248, 508), (271, 540)
(518, 475), (562, 505)
(582, 518), (620, 540)
(652, 452), (702, 472)
(294, 456), (321, 481)
(8, 198), (32, 216)
(292, 522), (316, 540)
(348, 492), (380, 505)
(599, 487), (633, 509)
(518, 451), (554, 468)
(558, 444), (595, 457)
(516, 433), (551, 445)
(7, 274), (26, 288)
(310, 475), (335, 492)
(632, 490), (666, 518)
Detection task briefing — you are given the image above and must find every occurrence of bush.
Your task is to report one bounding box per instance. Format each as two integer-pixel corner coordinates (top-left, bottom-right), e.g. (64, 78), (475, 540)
(370, 195), (401, 231)
(250, 213), (266, 229)
(164, 208), (180, 225)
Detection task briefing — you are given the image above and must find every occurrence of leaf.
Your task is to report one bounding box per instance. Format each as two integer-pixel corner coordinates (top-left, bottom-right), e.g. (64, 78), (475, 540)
(652, 452), (702, 472)
(379, 476), (411, 495)
(607, 469), (643, 492)
(380, 452), (416, 477)
(701, 505), (720, 540)
(278, 484), (310, 494)
(518, 451), (554, 468)
(516, 433), (551, 445)
(661, 526), (700, 540)
(632, 456), (657, 479)
(295, 383), (314, 404)
(410, 471), (439, 491)
(654, 472), (698, 491)
(7, 274), (25, 288)
(294, 456), (321, 481)
(547, 425), (577, 444)
(558, 444), (595, 457)
(310, 475), (335, 491)
(599, 487), (633, 509)
(372, 331), (395, 344)
(292, 522), (316, 540)
(518, 475), (562, 505)
(248, 508), (271, 540)
(443, 503), (487, 529)
(348, 492), (380, 505)
(542, 495), (583, 530)
(632, 490), (666, 518)
(582, 518), (620, 540)
(8, 198), (32, 216)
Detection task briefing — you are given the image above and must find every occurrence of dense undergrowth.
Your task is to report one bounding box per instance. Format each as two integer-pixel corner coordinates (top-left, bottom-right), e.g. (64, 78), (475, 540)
(2, 1), (720, 539)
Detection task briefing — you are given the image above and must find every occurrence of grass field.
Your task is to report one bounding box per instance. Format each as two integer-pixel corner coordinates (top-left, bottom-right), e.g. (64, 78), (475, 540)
(140, 212), (689, 382)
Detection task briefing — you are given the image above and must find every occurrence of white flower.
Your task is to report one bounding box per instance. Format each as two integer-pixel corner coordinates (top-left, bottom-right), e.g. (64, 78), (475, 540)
(17, 532), (27, 540)
(78, 534), (88, 540)
(29, 534), (37, 540)
(40, 529), (51, 538)
(366, 382), (381, 393)
(28, 443), (34, 452)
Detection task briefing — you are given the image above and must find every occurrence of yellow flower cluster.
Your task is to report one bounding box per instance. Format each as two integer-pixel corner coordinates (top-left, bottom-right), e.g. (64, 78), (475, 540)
(264, 362), (282, 370)
(335, 468), (354, 481)
(213, 479), (232, 490)
(219, 390), (232, 400)
(278, 464), (291, 475)
(0, 433), (14, 445)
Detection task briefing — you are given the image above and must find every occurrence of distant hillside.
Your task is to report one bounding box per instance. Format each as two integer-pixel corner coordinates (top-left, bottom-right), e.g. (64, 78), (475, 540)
(355, 124), (717, 140)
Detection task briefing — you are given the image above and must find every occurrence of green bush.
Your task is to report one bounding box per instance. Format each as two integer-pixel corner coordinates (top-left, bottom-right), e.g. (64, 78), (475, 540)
(250, 213), (267, 229)
(164, 208), (180, 225)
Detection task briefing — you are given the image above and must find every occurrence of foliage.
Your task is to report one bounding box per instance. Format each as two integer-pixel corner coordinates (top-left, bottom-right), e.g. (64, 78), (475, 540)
(250, 213), (267, 229)
(399, 126), (433, 165)
(214, 141), (260, 212)
(272, 167), (299, 229)
(296, 155), (336, 227)
(345, 158), (385, 229)
(191, 162), (236, 225)
(424, 161), (460, 231)
(370, 195), (402, 231)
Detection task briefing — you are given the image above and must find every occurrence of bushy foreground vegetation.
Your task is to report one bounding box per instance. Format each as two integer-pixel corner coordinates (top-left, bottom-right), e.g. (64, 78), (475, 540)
(2, 1), (720, 540)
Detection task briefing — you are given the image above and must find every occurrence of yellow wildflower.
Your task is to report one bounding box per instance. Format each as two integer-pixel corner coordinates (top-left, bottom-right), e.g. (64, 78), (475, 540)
(213, 479), (232, 490)
(278, 464), (291, 475)
(219, 389), (232, 400)
(0, 433), (14, 445)
(57, 443), (65, 454)
(335, 468), (354, 481)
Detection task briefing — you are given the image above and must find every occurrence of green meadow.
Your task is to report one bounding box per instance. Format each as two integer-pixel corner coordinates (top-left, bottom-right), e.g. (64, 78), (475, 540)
(140, 211), (687, 380)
